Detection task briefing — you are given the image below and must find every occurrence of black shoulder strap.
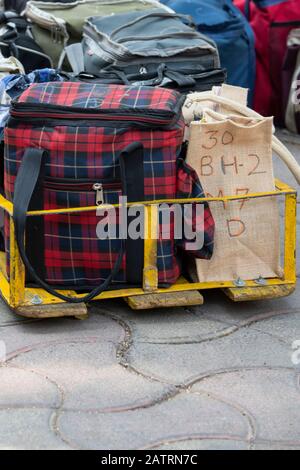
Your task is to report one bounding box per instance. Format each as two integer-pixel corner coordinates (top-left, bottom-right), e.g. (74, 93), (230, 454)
(119, 142), (145, 285)
(13, 148), (124, 303)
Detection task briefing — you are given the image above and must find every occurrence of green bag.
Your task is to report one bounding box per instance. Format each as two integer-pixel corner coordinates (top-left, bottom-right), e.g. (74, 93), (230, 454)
(25, 0), (169, 67)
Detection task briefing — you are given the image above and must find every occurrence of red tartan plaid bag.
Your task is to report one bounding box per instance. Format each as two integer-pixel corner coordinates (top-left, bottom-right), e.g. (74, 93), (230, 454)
(4, 82), (214, 303)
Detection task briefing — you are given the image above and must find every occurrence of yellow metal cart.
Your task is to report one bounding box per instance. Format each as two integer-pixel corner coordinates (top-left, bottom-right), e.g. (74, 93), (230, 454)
(0, 179), (297, 319)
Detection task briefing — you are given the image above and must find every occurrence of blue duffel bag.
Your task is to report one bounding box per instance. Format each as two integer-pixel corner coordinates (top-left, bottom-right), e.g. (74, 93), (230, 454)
(161, 0), (255, 103)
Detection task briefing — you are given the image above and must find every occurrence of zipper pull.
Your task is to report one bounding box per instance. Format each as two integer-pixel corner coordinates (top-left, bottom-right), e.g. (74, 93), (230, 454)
(93, 183), (104, 206)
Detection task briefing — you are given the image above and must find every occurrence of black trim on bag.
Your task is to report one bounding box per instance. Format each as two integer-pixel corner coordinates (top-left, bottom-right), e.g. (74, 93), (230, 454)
(271, 21), (300, 27)
(7, 117), (180, 131)
(12, 148), (125, 304)
(11, 99), (184, 125)
(119, 142), (145, 286)
(24, 155), (45, 284)
(44, 177), (121, 184)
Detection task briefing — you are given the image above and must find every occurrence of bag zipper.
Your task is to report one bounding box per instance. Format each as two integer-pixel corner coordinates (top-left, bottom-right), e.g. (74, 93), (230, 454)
(44, 178), (122, 206)
(11, 101), (180, 126)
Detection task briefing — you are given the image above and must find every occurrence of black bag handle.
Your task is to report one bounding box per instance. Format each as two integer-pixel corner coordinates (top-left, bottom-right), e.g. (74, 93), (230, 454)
(12, 147), (133, 304)
(100, 64), (195, 88)
(162, 66), (196, 87)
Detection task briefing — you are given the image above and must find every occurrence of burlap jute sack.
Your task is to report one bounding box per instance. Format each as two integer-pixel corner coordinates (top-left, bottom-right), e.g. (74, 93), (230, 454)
(183, 84), (248, 141)
(187, 113), (282, 282)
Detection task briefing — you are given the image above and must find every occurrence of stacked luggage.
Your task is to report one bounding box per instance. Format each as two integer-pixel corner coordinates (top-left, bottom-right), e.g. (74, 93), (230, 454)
(0, 0), (221, 300)
(0, 0), (298, 305)
(5, 81), (214, 300)
(0, 1), (226, 93)
(80, 8), (225, 92)
(24, 0), (170, 68)
(284, 28), (300, 133)
(0, 9), (52, 72)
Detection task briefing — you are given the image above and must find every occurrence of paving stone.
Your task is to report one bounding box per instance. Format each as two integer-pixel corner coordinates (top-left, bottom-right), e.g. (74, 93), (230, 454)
(0, 365), (60, 408)
(10, 341), (173, 411)
(249, 310), (300, 345)
(253, 442), (300, 450)
(58, 392), (249, 450)
(198, 288), (300, 327)
(0, 309), (123, 358)
(273, 133), (300, 199)
(192, 368), (300, 442)
(0, 409), (70, 450)
(94, 300), (232, 344)
(0, 301), (34, 327)
(95, 290), (300, 345)
(152, 439), (248, 450)
(127, 328), (291, 384)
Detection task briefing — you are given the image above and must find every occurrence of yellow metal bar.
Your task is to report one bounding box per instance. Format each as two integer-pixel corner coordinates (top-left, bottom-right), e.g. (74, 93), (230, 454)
(9, 217), (25, 308)
(0, 253), (10, 304)
(17, 277), (295, 306)
(0, 184), (295, 218)
(143, 205), (158, 292)
(275, 179), (296, 192)
(0, 194), (13, 215)
(5, 187), (293, 218)
(284, 192), (297, 283)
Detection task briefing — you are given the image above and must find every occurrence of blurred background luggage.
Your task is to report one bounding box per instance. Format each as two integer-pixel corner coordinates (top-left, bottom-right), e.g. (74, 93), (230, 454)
(161, 0), (255, 103)
(81, 8), (226, 93)
(0, 11), (52, 72)
(235, 0), (300, 124)
(283, 28), (300, 134)
(24, 0), (169, 68)
(3, 0), (27, 13)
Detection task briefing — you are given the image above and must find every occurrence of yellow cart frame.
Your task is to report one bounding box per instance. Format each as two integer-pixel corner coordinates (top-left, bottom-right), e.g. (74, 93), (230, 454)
(0, 179), (297, 318)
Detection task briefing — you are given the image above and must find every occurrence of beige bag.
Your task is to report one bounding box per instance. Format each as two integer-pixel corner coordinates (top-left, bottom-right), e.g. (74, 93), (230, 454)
(183, 89), (300, 185)
(183, 84), (248, 141)
(187, 112), (282, 282)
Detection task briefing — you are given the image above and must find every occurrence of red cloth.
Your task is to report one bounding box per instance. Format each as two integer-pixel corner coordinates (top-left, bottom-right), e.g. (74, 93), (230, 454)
(234, 0), (300, 123)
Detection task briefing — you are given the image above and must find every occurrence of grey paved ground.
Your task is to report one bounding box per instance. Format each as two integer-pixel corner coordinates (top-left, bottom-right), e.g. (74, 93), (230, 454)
(0, 130), (299, 450)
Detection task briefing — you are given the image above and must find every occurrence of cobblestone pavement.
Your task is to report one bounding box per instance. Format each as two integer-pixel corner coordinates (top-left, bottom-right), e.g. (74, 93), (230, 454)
(0, 131), (299, 450)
